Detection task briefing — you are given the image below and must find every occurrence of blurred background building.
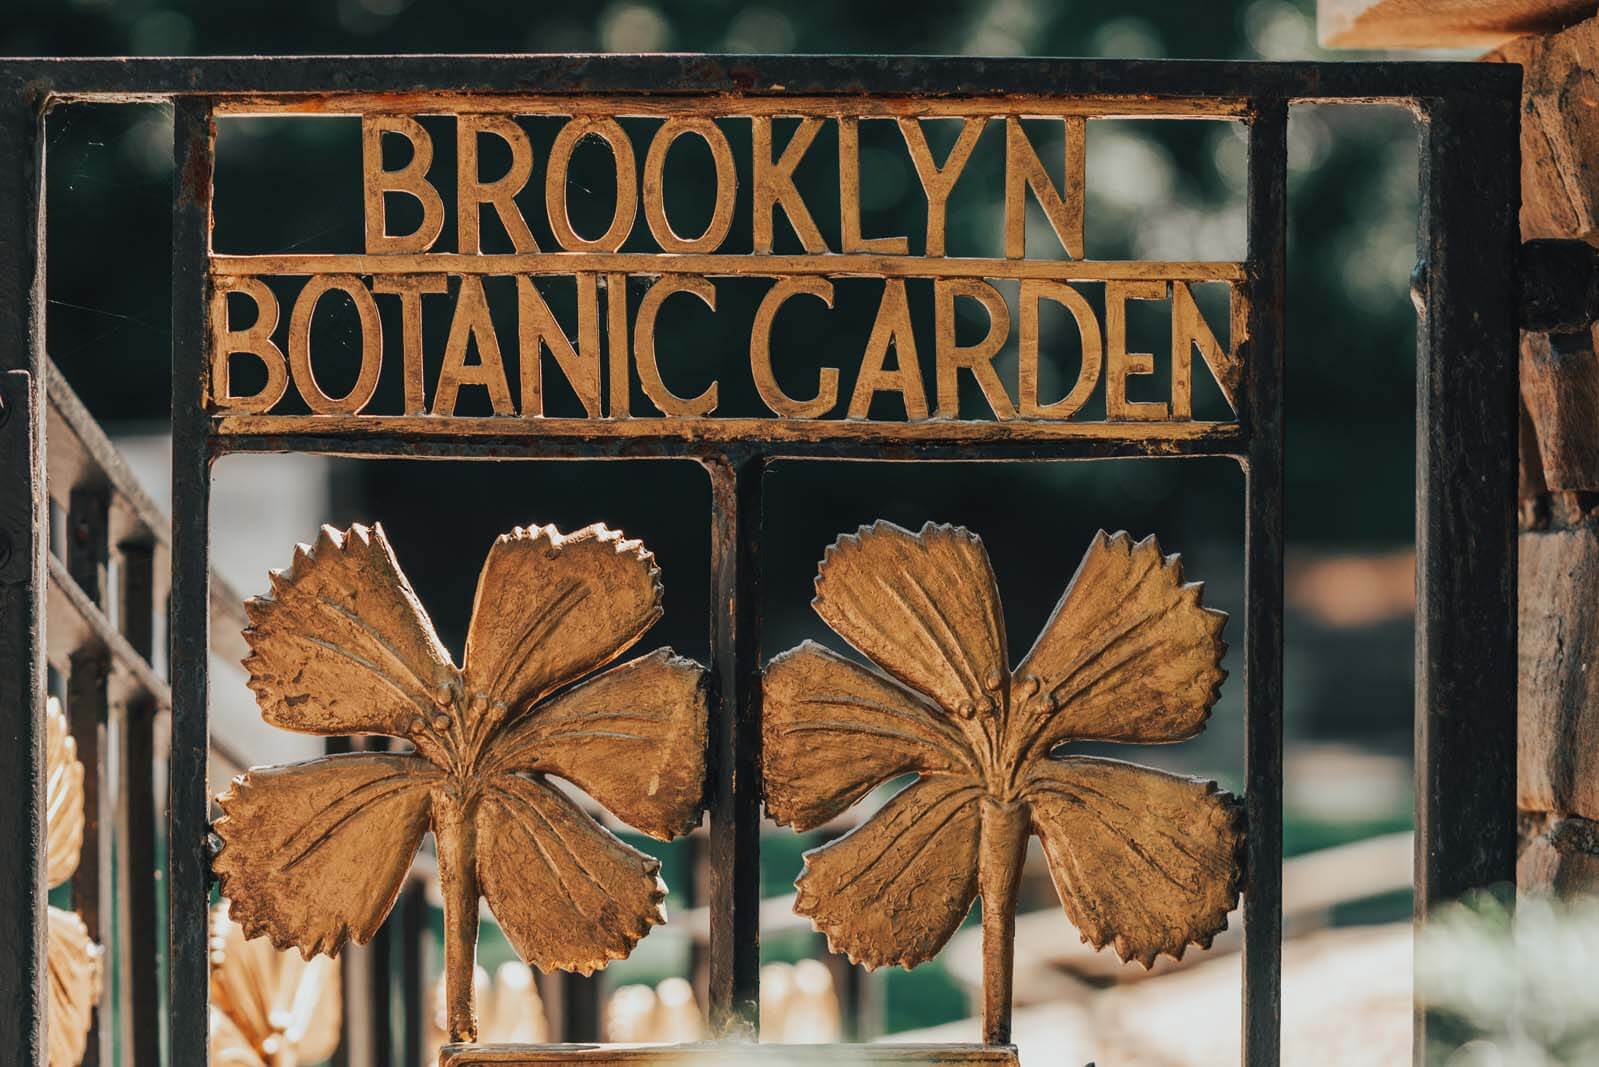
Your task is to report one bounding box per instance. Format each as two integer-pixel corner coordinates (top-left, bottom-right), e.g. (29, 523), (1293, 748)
(8, 0), (1438, 1063)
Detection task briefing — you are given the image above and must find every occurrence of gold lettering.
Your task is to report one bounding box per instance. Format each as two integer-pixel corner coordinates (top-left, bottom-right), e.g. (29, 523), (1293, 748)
(898, 117), (984, 257)
(434, 276), (514, 416)
(606, 273), (631, 417)
(546, 117), (638, 253)
(1105, 280), (1168, 421)
(1004, 117), (1084, 260)
(634, 276), (718, 417)
(457, 115), (537, 254)
(372, 274), (446, 415)
(752, 117), (828, 253)
(1018, 279), (1103, 420)
(210, 277), (289, 414)
(1170, 281), (1241, 417)
(751, 276), (838, 419)
(643, 118), (737, 254)
(934, 278), (1014, 419)
(517, 274), (601, 418)
(849, 279), (928, 420)
(287, 275), (383, 415)
(362, 116), (445, 254)
(839, 117), (909, 255)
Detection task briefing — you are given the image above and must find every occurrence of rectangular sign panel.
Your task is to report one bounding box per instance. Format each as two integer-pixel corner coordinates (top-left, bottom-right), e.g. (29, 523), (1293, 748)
(206, 98), (1248, 447)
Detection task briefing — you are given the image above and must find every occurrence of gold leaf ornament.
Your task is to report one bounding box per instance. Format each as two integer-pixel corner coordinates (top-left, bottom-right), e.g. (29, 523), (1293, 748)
(45, 696), (103, 1067)
(762, 523), (1244, 1044)
(213, 523), (709, 1044)
(209, 899), (341, 1066)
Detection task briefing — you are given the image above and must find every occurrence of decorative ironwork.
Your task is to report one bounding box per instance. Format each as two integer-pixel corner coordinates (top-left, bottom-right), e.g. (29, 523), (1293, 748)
(44, 697), (103, 1067)
(762, 522), (1244, 1044)
(210, 522), (708, 1044)
(209, 899), (341, 1066)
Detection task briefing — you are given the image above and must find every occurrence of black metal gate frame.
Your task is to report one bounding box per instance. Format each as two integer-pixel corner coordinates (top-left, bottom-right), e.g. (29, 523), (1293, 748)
(0, 55), (1520, 1067)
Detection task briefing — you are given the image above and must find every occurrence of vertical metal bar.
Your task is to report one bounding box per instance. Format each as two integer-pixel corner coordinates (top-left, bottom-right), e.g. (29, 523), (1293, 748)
(1242, 97), (1286, 1067)
(1413, 91), (1520, 1065)
(0, 85), (47, 1067)
(66, 647), (111, 1067)
(558, 974), (601, 1042)
(117, 541), (160, 1067)
(398, 878), (427, 1067)
(169, 94), (215, 1067)
(368, 886), (395, 1067)
(65, 486), (113, 1067)
(703, 449), (763, 1040)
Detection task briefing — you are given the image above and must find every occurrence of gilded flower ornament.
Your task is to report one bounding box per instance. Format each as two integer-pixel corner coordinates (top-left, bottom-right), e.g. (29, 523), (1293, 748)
(209, 899), (341, 1067)
(762, 522), (1244, 1043)
(213, 522), (708, 1043)
(45, 696), (103, 1067)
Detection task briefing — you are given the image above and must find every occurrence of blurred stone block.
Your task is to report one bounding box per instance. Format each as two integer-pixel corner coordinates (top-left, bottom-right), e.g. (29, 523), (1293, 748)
(1519, 815), (1599, 894)
(1319, 0), (1591, 49)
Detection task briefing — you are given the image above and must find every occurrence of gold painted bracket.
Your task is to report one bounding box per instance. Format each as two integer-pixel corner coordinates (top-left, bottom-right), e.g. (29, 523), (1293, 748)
(441, 1045), (1019, 1066)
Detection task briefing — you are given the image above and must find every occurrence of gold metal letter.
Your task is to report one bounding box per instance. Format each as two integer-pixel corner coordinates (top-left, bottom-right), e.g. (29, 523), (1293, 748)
(517, 274), (601, 418)
(457, 115), (538, 254)
(287, 275), (383, 416)
(372, 274), (447, 416)
(210, 276), (290, 415)
(839, 117), (909, 255)
(546, 117), (638, 253)
(848, 279), (928, 421)
(643, 118), (737, 254)
(434, 276), (514, 416)
(1105, 280), (1169, 421)
(606, 273), (630, 418)
(1004, 117), (1084, 260)
(362, 116), (445, 254)
(1018, 279), (1102, 419)
(899, 117), (985, 257)
(934, 278), (1015, 420)
(753, 116), (828, 253)
(1170, 280), (1242, 417)
(751, 276), (839, 419)
(634, 275), (718, 417)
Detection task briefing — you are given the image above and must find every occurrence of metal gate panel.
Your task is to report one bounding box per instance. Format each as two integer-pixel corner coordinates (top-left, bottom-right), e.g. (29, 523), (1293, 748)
(0, 55), (1521, 1067)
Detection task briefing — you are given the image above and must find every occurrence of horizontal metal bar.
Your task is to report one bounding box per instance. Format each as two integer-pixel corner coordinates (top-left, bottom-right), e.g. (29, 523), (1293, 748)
(44, 359), (168, 550)
(0, 54), (1517, 107)
(46, 552), (169, 706)
(442, 1046), (1018, 1066)
(215, 91), (1248, 119)
(212, 253), (1246, 284)
(212, 415), (1246, 460)
(43, 358), (254, 664)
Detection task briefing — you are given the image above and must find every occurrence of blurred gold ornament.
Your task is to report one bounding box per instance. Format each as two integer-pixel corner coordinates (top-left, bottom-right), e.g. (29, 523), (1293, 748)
(209, 898), (341, 1066)
(212, 522), (708, 1043)
(762, 523), (1244, 1044)
(429, 960), (548, 1061)
(45, 696), (103, 1067)
(759, 960), (840, 1043)
(604, 977), (705, 1044)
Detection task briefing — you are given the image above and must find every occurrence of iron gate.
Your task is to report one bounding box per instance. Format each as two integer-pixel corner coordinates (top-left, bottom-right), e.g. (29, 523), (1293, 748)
(0, 55), (1520, 1067)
